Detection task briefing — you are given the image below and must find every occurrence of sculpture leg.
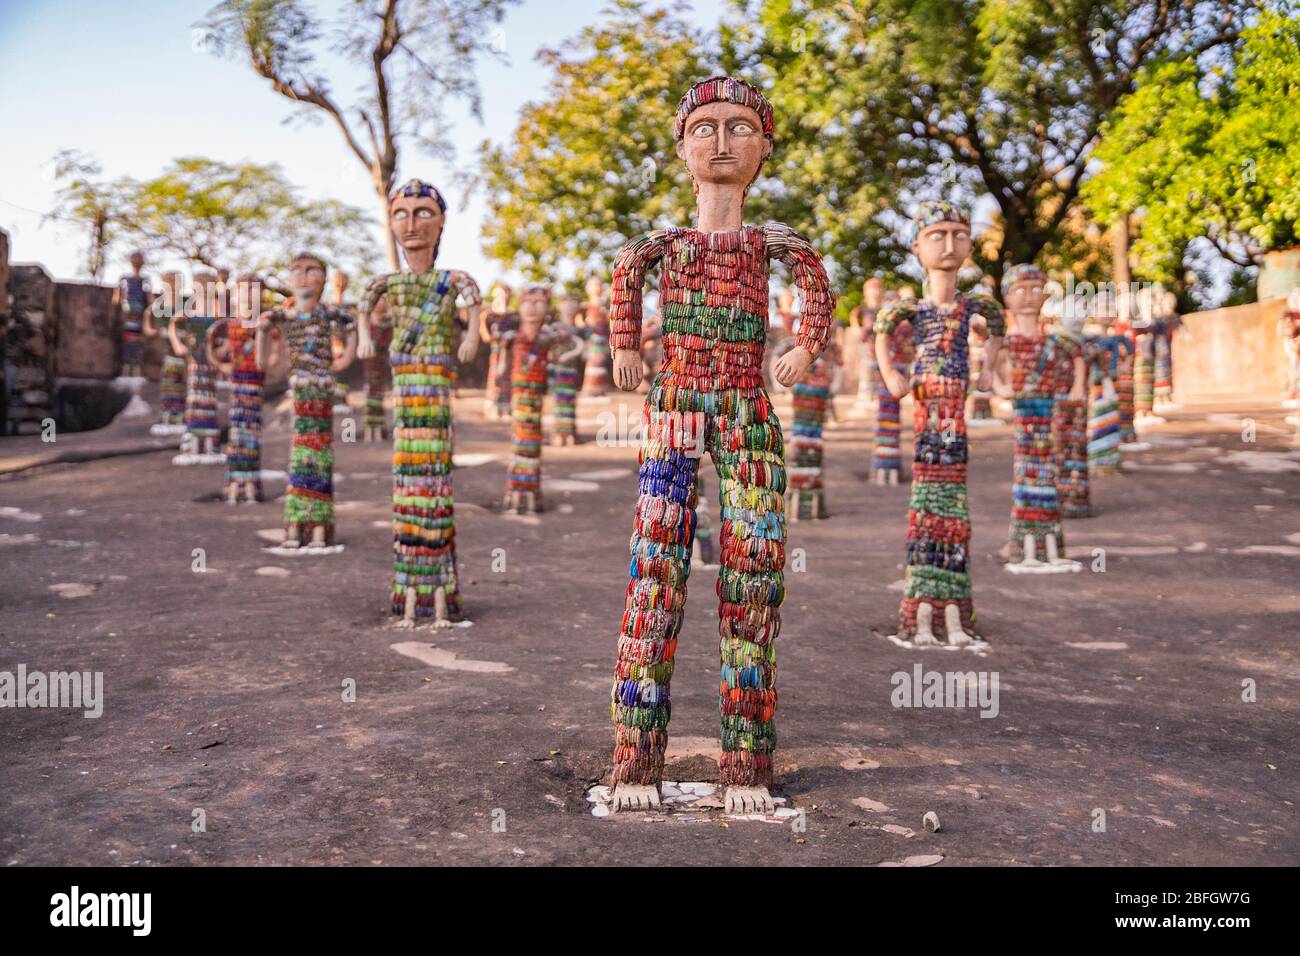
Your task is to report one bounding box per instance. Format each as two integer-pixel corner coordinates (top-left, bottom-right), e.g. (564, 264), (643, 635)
(284, 372), (335, 549)
(899, 378), (976, 643)
(364, 351), (390, 441)
(159, 354), (187, 426)
(547, 362), (579, 445)
(392, 365), (459, 623)
(871, 376), (902, 484)
(714, 398), (783, 812)
(609, 433), (700, 808)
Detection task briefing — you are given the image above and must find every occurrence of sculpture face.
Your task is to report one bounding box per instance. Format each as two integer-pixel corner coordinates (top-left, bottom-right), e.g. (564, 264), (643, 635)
(129, 251), (145, 271)
(898, 286), (916, 302)
(288, 257), (326, 309)
(491, 284), (513, 313)
(778, 288), (795, 312)
(913, 221), (971, 272)
(585, 276), (604, 303)
(391, 195), (444, 254)
(518, 290), (549, 331)
(863, 278), (884, 310)
(331, 271), (349, 296)
(1006, 278), (1047, 322)
(676, 101), (770, 193)
(558, 296), (580, 324)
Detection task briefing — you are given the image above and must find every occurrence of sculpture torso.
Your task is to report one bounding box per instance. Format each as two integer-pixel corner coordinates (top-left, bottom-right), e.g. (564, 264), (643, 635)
(274, 307), (349, 377)
(380, 269), (478, 377)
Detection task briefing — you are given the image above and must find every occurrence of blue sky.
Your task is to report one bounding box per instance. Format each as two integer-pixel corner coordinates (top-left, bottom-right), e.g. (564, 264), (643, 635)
(0, 0), (726, 286)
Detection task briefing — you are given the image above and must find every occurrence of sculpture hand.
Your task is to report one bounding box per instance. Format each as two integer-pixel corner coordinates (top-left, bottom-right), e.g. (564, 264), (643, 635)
(976, 368), (993, 393)
(773, 345), (815, 388)
(613, 348), (643, 391)
(882, 365), (909, 399)
(458, 333), (479, 364)
(356, 336), (375, 360)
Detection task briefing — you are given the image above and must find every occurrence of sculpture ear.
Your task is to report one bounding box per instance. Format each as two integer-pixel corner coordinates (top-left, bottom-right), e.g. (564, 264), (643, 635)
(761, 139), (773, 162)
(675, 139), (686, 162)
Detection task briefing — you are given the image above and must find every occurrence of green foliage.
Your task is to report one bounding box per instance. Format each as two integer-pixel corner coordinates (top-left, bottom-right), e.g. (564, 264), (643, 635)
(46, 150), (135, 280)
(121, 157), (379, 283)
(1084, 10), (1300, 276)
(478, 2), (710, 281)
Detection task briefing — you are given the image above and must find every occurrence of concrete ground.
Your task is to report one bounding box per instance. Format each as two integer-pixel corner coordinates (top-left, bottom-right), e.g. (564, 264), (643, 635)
(1, 385), (1297, 866)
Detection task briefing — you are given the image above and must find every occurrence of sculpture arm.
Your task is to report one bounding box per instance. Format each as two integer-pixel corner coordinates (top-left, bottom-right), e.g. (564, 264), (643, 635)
(168, 316), (189, 359)
(766, 222), (836, 359)
(609, 231), (667, 392)
(454, 272), (484, 364)
(206, 319), (233, 378)
(357, 275), (389, 359)
(254, 308), (282, 372)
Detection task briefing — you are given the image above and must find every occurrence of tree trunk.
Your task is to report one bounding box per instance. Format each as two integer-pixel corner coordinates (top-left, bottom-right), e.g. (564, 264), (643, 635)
(1112, 214), (1132, 322)
(376, 179), (399, 271)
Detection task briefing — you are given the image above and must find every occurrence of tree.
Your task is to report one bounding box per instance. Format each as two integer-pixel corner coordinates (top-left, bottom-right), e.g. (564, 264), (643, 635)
(121, 157), (379, 288)
(1083, 9), (1300, 283)
(46, 150), (134, 281)
(729, 0), (1250, 296)
(479, 2), (711, 281)
(202, 0), (517, 269)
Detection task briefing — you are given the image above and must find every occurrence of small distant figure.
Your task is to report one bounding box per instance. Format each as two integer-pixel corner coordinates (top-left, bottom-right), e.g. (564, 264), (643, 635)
(113, 251), (150, 380)
(547, 292), (585, 445)
(147, 271), (187, 435)
(169, 272), (225, 464)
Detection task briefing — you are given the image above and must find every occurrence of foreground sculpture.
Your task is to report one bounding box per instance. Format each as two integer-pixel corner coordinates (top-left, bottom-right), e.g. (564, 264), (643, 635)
(359, 180), (482, 627)
(256, 254), (355, 553)
(875, 201), (1004, 645)
(605, 76), (833, 814)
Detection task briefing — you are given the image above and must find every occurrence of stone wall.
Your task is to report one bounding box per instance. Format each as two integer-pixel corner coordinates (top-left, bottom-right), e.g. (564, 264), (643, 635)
(1172, 297), (1289, 399)
(53, 280), (117, 379)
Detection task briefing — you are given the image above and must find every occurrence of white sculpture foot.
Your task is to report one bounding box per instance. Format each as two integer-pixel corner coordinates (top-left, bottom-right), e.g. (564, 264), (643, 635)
(611, 784), (661, 812)
(945, 603), (975, 646)
(724, 786), (775, 815)
(913, 603), (941, 645)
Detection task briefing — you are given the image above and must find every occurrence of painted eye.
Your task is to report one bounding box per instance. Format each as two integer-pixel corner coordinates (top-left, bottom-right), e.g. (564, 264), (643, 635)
(417, 208), (435, 219)
(692, 123), (716, 138)
(393, 210), (408, 220)
(732, 121), (754, 135)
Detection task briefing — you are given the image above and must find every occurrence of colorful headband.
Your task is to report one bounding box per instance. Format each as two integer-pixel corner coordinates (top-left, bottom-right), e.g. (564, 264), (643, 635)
(1001, 263), (1046, 296)
(520, 284), (552, 300)
(390, 178), (447, 212)
(674, 76), (774, 141)
(911, 199), (969, 241)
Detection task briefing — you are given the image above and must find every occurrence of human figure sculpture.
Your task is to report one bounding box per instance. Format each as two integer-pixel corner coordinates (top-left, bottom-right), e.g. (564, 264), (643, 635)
(359, 180), (482, 627)
(209, 273), (271, 503)
(113, 251), (150, 380)
(1153, 288), (1180, 411)
(483, 283), (517, 420)
(605, 76), (834, 815)
(328, 270), (355, 415)
(579, 276), (612, 397)
(547, 293), (585, 445)
(1052, 298), (1091, 518)
(850, 277), (884, 416)
(777, 327), (839, 520)
(147, 271), (188, 435)
(966, 315), (1001, 426)
(874, 202), (1004, 645)
(1001, 267), (1080, 567)
(169, 272), (224, 464)
(256, 254), (355, 553)
(1084, 297), (1128, 475)
(870, 291), (913, 484)
(500, 286), (576, 513)
(1000, 265), (1082, 572)
(1131, 286), (1160, 424)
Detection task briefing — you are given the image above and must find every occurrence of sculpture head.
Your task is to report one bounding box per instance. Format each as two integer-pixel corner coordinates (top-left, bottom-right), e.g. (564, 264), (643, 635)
(287, 253), (327, 309)
(911, 201), (971, 274)
(518, 285), (551, 334)
(331, 270), (349, 299)
(862, 277), (884, 310)
(898, 285), (916, 302)
(674, 76), (774, 198)
(389, 178), (446, 263)
(1002, 263), (1047, 324)
(777, 287), (796, 313)
(490, 282), (513, 313)
(585, 276), (604, 304)
(128, 250), (145, 272)
(558, 294), (581, 324)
